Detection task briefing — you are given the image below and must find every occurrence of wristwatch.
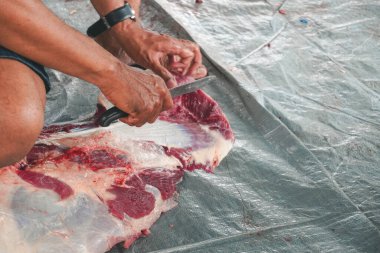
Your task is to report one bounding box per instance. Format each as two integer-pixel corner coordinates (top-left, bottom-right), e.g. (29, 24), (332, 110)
(87, 2), (136, 38)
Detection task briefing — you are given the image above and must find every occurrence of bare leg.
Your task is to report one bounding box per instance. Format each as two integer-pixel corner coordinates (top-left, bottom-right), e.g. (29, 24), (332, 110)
(0, 59), (46, 167)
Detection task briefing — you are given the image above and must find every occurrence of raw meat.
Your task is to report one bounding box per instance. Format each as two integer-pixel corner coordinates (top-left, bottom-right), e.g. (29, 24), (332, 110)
(0, 79), (234, 253)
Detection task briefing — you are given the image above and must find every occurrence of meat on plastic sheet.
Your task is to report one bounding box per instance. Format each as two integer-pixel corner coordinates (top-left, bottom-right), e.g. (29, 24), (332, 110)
(0, 77), (234, 253)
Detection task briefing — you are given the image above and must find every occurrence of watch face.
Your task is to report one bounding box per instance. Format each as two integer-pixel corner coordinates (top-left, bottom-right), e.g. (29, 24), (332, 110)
(131, 9), (136, 18)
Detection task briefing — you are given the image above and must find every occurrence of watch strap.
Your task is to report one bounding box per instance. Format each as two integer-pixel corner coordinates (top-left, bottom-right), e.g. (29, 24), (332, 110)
(87, 3), (136, 38)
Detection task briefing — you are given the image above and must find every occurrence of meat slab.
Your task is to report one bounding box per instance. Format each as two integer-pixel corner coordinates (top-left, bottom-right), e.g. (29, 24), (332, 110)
(0, 78), (234, 253)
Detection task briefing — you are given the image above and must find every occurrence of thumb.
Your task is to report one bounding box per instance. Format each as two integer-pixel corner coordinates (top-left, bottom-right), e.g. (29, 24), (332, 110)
(152, 61), (177, 88)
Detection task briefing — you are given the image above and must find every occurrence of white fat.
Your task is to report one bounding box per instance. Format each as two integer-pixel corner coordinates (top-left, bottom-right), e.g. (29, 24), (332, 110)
(0, 214), (31, 253)
(0, 164), (179, 253)
(110, 121), (193, 148)
(46, 120), (194, 149)
(7, 94), (234, 253)
(172, 125), (233, 167)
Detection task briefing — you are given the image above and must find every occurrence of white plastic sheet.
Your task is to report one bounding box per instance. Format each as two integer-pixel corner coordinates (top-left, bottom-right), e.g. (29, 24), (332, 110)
(41, 0), (380, 252)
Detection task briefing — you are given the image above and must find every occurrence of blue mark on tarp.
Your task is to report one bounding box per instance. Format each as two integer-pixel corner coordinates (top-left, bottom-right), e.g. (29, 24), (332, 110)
(299, 18), (309, 25)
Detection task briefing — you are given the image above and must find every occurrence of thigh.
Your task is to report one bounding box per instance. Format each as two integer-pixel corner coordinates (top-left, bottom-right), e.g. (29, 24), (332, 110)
(0, 58), (46, 110)
(0, 58), (46, 166)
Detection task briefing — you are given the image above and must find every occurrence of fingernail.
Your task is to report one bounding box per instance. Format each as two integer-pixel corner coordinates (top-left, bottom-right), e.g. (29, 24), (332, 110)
(197, 65), (207, 74)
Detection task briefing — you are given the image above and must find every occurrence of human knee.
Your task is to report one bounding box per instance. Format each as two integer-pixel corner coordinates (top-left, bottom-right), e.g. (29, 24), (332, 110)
(0, 107), (44, 167)
(0, 58), (46, 167)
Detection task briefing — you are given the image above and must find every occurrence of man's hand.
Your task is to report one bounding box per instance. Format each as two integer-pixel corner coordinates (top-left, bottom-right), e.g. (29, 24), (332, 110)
(98, 63), (173, 127)
(90, 0), (207, 87)
(110, 24), (207, 88)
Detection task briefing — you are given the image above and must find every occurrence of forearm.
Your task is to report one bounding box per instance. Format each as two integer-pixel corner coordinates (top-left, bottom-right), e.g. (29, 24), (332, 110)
(90, 0), (146, 62)
(0, 0), (120, 87)
(90, 0), (143, 38)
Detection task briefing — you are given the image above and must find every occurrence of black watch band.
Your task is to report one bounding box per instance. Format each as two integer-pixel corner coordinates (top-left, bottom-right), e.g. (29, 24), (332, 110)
(87, 3), (136, 38)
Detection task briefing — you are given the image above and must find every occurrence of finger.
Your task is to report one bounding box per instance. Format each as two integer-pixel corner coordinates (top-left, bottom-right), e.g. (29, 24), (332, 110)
(168, 67), (184, 76)
(151, 58), (173, 81)
(145, 76), (171, 122)
(169, 61), (187, 69)
(152, 74), (174, 111)
(169, 55), (181, 64)
(148, 113), (161, 124)
(120, 116), (139, 126)
(192, 65), (208, 79)
(123, 115), (148, 127)
(166, 78), (177, 89)
(143, 100), (161, 124)
(167, 46), (194, 59)
(156, 78), (174, 110)
(120, 111), (150, 127)
(162, 89), (174, 111)
(170, 40), (202, 76)
(151, 59), (178, 88)
(169, 68), (183, 76)
(167, 61), (186, 75)
(186, 45), (202, 76)
(147, 104), (162, 124)
(135, 121), (145, 128)
(179, 55), (194, 76)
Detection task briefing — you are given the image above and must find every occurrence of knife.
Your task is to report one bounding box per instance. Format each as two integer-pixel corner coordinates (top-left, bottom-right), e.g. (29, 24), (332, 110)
(98, 75), (217, 127)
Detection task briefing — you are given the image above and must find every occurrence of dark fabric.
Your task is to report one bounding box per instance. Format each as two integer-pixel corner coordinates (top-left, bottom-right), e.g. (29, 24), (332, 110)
(86, 3), (135, 37)
(0, 46), (51, 93)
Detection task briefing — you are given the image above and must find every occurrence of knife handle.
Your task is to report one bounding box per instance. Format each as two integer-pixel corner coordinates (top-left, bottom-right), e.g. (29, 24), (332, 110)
(98, 64), (144, 127)
(98, 107), (128, 127)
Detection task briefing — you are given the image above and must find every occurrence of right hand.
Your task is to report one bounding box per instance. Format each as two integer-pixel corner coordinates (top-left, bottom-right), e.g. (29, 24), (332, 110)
(98, 63), (173, 127)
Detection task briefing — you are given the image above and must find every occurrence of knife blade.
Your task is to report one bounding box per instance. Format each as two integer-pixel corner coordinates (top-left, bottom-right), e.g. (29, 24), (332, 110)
(98, 75), (217, 127)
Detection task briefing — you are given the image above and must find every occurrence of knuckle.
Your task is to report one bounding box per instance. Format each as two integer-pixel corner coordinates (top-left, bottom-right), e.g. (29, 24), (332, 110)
(133, 117), (145, 127)
(161, 89), (170, 99)
(166, 99), (174, 110)
(156, 82), (167, 93)
(155, 75), (164, 83)
(148, 115), (158, 124)
(121, 118), (135, 126)
(146, 104), (155, 114)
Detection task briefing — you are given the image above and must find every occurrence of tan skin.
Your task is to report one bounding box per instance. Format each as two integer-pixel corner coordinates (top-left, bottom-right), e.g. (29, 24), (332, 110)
(92, 0), (208, 87)
(0, 60), (46, 166)
(0, 0), (206, 167)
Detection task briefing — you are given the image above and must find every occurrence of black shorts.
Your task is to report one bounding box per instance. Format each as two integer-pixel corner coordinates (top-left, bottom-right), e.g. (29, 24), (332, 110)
(0, 46), (51, 93)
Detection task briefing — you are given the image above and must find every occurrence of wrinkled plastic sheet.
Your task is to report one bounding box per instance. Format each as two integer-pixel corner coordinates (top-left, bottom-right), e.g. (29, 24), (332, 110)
(42, 0), (380, 252)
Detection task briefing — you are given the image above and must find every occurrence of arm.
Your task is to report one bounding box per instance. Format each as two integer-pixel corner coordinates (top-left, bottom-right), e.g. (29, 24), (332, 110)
(0, 0), (117, 85)
(90, 0), (206, 88)
(0, 0), (172, 126)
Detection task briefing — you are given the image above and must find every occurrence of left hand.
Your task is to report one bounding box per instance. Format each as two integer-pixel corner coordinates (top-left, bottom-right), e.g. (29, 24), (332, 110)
(104, 24), (207, 87)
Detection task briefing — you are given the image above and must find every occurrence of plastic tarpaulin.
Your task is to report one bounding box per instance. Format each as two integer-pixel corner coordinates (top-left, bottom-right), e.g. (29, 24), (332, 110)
(41, 0), (380, 252)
